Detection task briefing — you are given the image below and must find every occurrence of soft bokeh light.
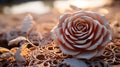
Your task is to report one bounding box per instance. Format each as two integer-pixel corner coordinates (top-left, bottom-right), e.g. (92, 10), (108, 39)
(54, 1), (70, 13)
(98, 8), (109, 15)
(54, 0), (112, 13)
(3, 1), (50, 14)
(70, 0), (112, 8)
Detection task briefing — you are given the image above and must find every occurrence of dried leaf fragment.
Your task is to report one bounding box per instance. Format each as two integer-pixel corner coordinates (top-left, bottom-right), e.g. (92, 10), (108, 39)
(8, 36), (27, 46)
(0, 47), (10, 53)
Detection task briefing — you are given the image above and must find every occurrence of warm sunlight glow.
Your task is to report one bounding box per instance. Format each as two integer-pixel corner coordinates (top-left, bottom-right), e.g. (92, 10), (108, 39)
(70, 0), (112, 8)
(54, 1), (70, 13)
(3, 1), (50, 14)
(54, 0), (112, 13)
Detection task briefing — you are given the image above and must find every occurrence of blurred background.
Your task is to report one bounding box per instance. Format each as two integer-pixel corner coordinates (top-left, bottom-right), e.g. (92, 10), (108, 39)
(0, 0), (119, 14)
(0, 0), (120, 38)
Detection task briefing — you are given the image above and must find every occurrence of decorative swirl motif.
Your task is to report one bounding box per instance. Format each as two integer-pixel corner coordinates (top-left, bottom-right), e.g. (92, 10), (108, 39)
(54, 11), (112, 59)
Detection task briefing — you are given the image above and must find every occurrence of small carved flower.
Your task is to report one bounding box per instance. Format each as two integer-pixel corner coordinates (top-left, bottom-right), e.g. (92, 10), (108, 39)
(54, 11), (112, 59)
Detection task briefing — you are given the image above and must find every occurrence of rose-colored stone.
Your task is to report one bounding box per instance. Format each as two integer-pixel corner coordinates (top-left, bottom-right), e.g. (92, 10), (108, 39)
(54, 11), (112, 59)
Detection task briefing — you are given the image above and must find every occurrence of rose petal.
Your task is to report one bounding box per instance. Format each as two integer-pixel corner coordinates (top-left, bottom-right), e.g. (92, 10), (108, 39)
(62, 18), (69, 32)
(101, 30), (112, 47)
(75, 50), (97, 59)
(56, 28), (74, 49)
(93, 20), (103, 39)
(65, 29), (77, 40)
(87, 34), (103, 50)
(59, 13), (71, 27)
(74, 41), (92, 48)
(60, 45), (80, 55)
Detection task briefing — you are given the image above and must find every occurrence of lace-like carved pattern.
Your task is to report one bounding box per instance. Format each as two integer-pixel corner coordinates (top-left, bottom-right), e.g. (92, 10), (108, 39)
(103, 39), (120, 65)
